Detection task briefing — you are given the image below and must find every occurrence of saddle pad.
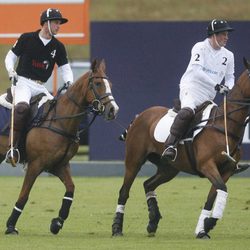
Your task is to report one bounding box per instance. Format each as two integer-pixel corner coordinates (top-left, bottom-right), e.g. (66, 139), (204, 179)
(0, 93), (12, 109)
(0, 105), (10, 135)
(154, 109), (177, 143)
(154, 102), (217, 143)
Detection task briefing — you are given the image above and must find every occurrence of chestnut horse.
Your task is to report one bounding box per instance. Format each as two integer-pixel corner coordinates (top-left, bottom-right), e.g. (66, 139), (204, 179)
(0, 59), (119, 235)
(112, 58), (250, 239)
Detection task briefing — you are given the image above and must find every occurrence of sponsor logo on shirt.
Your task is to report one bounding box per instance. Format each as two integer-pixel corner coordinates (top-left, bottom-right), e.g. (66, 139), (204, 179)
(202, 67), (218, 75)
(32, 59), (50, 70)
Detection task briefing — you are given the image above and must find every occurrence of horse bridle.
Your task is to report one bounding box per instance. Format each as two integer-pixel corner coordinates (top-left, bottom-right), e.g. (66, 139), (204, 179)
(66, 72), (114, 115)
(88, 73), (114, 115)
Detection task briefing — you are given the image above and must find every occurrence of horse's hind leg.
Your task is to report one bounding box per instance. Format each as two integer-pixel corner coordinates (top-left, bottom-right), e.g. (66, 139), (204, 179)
(50, 163), (75, 235)
(5, 162), (41, 234)
(144, 165), (179, 236)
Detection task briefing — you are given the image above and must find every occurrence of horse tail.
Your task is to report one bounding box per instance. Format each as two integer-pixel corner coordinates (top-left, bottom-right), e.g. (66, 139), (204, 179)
(118, 114), (139, 141)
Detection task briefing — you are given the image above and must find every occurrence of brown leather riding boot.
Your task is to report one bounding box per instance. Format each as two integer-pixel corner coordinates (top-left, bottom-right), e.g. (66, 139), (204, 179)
(161, 134), (179, 161)
(161, 107), (194, 162)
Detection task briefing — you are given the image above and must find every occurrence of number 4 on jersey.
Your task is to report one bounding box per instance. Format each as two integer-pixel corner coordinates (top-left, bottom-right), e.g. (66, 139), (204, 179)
(51, 50), (56, 58)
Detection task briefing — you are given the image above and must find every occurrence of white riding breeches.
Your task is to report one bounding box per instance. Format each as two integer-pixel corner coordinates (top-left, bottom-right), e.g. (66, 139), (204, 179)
(12, 76), (53, 105)
(180, 87), (214, 111)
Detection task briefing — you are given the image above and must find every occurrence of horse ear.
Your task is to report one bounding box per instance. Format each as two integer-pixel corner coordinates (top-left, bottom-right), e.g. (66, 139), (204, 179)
(100, 59), (106, 72)
(243, 57), (250, 70)
(91, 58), (98, 72)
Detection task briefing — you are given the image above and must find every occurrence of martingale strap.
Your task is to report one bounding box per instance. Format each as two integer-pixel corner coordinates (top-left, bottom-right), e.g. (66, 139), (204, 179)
(38, 111), (98, 141)
(39, 125), (79, 142)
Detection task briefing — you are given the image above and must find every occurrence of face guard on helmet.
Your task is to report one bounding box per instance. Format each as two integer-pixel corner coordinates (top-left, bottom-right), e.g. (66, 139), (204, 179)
(207, 19), (234, 36)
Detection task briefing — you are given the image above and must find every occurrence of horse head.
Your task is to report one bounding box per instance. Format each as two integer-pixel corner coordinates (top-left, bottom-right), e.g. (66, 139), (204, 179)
(237, 57), (250, 98)
(87, 58), (119, 120)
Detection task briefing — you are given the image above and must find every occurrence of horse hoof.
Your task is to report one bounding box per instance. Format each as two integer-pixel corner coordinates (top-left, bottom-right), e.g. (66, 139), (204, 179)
(147, 223), (158, 235)
(50, 217), (64, 235)
(5, 226), (19, 235)
(112, 232), (123, 237)
(112, 212), (124, 237)
(147, 232), (155, 237)
(196, 231), (210, 239)
(112, 225), (123, 237)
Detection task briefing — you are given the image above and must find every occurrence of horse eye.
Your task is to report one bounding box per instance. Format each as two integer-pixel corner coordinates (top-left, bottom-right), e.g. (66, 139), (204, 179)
(95, 82), (102, 87)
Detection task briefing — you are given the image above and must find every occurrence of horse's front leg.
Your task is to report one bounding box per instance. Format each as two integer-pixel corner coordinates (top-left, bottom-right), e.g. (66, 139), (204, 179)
(50, 163), (75, 235)
(195, 165), (232, 239)
(5, 162), (41, 235)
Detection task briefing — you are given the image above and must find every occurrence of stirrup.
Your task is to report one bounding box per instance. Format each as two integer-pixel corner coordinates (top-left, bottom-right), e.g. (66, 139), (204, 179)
(5, 148), (20, 167)
(161, 146), (177, 162)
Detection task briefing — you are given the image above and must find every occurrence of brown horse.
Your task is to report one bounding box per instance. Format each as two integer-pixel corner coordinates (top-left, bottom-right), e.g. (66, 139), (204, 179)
(0, 59), (119, 235)
(112, 58), (250, 239)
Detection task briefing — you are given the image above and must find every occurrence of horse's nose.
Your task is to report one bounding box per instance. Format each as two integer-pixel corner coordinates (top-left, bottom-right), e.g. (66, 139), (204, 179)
(105, 101), (119, 120)
(108, 106), (115, 120)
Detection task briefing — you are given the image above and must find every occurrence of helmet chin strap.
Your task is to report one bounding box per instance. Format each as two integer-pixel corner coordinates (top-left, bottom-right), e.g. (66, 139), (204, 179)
(213, 34), (223, 48)
(47, 20), (54, 37)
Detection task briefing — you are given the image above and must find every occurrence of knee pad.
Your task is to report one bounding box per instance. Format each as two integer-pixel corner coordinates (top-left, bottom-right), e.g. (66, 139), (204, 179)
(15, 102), (30, 116)
(14, 102), (30, 130)
(170, 107), (194, 136)
(178, 107), (194, 120)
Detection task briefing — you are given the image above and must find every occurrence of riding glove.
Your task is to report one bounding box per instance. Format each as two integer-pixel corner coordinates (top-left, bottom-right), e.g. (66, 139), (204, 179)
(215, 84), (229, 95)
(8, 69), (18, 85)
(65, 81), (72, 88)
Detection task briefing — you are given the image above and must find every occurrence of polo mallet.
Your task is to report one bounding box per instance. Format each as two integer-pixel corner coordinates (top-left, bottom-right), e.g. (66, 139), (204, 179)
(6, 77), (19, 167)
(221, 93), (236, 163)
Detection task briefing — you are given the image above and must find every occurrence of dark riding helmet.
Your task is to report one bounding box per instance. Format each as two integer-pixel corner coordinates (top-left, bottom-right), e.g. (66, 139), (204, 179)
(207, 19), (234, 36)
(40, 8), (68, 26)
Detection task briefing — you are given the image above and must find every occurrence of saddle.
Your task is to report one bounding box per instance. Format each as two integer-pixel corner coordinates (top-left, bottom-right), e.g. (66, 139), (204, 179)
(173, 98), (215, 138)
(173, 99), (217, 176)
(6, 87), (46, 118)
(0, 88), (54, 162)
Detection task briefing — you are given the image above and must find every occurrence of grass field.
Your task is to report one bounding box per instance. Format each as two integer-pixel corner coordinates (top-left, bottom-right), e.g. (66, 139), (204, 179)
(0, 176), (250, 250)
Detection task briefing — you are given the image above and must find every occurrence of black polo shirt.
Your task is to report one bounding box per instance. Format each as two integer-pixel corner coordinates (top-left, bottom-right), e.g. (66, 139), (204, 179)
(12, 30), (68, 82)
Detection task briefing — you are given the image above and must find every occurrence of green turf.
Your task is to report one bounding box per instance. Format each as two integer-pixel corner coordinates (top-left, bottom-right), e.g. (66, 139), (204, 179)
(0, 176), (250, 250)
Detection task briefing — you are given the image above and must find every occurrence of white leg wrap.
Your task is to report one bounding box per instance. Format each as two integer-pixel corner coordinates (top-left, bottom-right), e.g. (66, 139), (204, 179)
(115, 204), (125, 214)
(14, 206), (23, 213)
(146, 191), (157, 200)
(194, 209), (212, 235)
(211, 189), (228, 219)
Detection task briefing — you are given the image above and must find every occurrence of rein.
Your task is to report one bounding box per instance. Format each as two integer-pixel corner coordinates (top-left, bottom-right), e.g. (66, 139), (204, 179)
(197, 74), (250, 157)
(39, 72), (114, 140)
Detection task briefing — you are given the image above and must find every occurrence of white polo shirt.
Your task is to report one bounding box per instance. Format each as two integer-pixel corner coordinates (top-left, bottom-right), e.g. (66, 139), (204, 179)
(179, 38), (234, 109)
